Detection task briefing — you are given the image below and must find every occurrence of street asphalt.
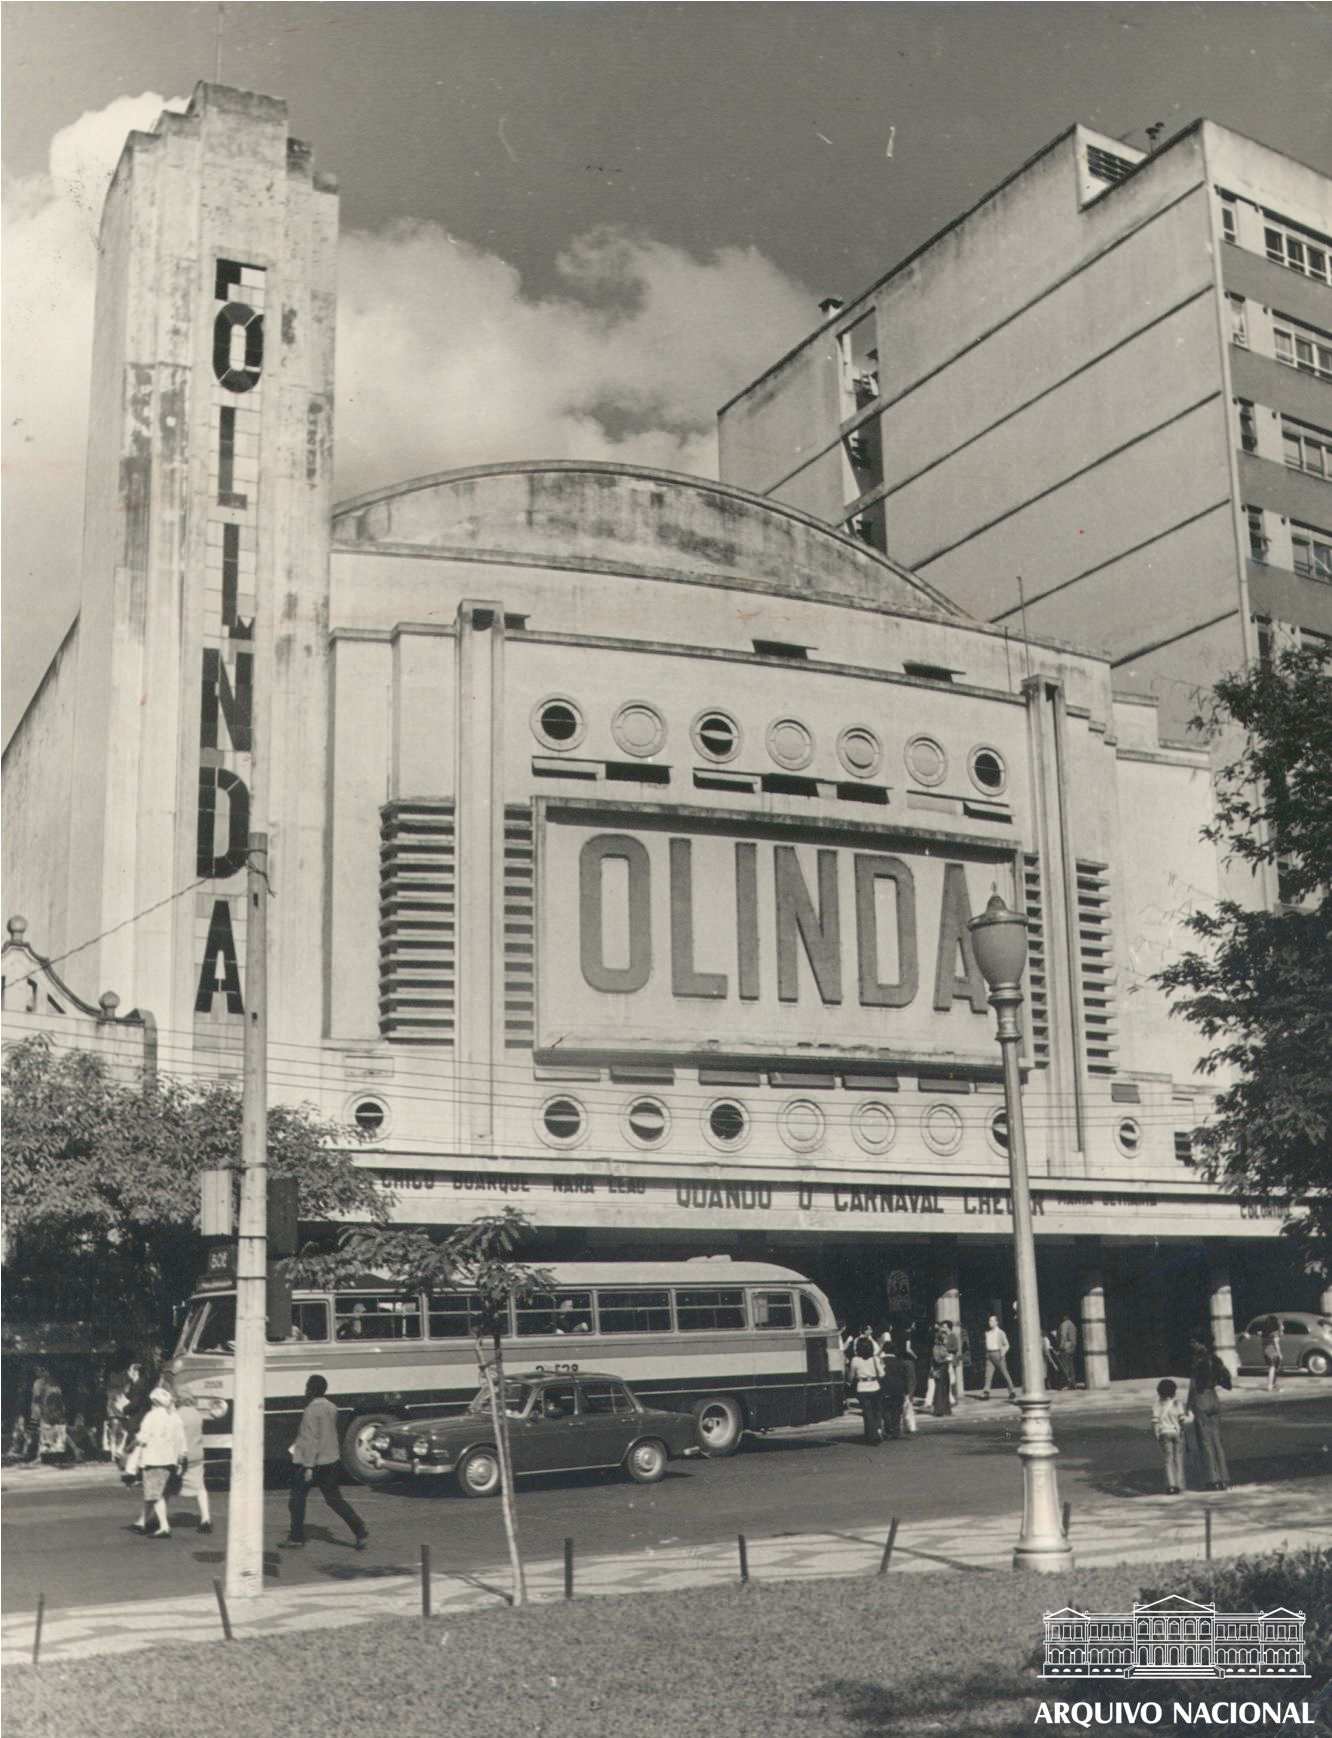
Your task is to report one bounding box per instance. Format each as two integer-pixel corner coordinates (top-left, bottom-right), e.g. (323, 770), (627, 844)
(4, 1381), (1329, 1617)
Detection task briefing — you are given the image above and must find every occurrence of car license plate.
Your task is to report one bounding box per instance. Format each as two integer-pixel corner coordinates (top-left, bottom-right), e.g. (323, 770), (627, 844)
(388, 1448), (409, 1463)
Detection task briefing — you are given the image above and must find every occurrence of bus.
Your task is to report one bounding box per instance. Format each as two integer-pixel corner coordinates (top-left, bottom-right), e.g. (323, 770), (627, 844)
(169, 1259), (843, 1482)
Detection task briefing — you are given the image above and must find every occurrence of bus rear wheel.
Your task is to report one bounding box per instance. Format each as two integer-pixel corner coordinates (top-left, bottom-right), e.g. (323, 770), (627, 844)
(341, 1413), (398, 1485)
(693, 1396), (744, 1457)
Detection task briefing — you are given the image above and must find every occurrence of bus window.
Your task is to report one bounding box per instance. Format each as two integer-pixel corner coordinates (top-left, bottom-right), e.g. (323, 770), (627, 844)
(674, 1288), (747, 1331)
(195, 1298), (236, 1353)
(427, 1294), (488, 1339)
(753, 1290), (795, 1329)
(799, 1292), (823, 1328)
(516, 1293), (592, 1336)
(595, 1289), (672, 1334)
(287, 1301), (329, 1343)
(334, 1294), (422, 1340)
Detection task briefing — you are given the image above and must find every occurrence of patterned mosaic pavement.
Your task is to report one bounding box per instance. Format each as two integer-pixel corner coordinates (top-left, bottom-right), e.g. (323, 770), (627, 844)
(5, 1476), (1328, 1668)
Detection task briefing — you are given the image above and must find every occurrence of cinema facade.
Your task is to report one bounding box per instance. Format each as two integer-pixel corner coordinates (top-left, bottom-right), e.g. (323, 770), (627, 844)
(1, 86), (1313, 1380)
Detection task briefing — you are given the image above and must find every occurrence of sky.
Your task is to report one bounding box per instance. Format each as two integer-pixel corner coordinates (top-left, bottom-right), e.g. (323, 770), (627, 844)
(3, 1), (1331, 736)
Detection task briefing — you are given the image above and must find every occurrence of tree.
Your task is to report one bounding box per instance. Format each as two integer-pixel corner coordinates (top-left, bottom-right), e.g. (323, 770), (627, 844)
(1155, 640), (1332, 1266)
(290, 1209), (554, 1607)
(2, 1034), (388, 1346)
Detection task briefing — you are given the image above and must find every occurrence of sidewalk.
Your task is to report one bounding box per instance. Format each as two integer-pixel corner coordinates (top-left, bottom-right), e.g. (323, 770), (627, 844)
(5, 1473), (1328, 1668)
(5, 1376), (1324, 1495)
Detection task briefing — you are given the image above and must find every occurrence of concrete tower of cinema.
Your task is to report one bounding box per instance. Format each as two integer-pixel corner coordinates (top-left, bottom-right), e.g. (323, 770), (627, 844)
(2, 85), (338, 1065)
(5, 86), (1319, 1376)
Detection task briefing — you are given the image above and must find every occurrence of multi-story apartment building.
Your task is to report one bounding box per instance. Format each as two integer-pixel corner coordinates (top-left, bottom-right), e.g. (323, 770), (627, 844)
(717, 122), (1332, 787)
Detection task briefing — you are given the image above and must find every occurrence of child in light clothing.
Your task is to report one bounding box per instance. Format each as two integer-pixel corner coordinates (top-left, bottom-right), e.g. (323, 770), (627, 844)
(1151, 1378), (1191, 1494)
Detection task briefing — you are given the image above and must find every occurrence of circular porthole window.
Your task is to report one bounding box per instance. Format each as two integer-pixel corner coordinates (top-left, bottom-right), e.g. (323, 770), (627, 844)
(538, 1095), (587, 1149)
(905, 734), (948, 787)
(1115, 1116), (1142, 1159)
(777, 1099), (825, 1153)
(531, 696), (585, 752)
(851, 1101), (897, 1156)
(349, 1096), (389, 1140)
(921, 1102), (964, 1156)
(622, 1097), (670, 1149)
(987, 1108), (1010, 1157)
(968, 745), (1008, 796)
(837, 725), (883, 780)
(691, 709), (741, 763)
(766, 718), (814, 771)
(611, 701), (667, 758)
(704, 1099), (750, 1149)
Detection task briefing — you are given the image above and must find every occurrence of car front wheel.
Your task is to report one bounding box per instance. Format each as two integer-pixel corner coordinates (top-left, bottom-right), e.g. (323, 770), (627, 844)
(457, 1446), (502, 1498)
(693, 1396), (744, 1457)
(340, 1414), (398, 1485)
(1302, 1348), (1331, 1378)
(625, 1438), (668, 1484)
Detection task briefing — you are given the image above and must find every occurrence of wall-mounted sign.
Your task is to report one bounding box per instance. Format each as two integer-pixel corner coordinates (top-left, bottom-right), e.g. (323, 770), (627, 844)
(536, 804), (1017, 1064)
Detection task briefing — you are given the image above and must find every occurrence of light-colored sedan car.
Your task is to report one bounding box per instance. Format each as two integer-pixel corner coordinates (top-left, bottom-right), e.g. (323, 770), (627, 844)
(1235, 1312), (1332, 1377)
(367, 1371), (701, 1496)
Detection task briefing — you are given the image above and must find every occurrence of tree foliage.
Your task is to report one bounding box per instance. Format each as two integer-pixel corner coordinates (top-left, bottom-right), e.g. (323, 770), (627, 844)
(290, 1208), (554, 1605)
(2, 1034), (388, 1344)
(1155, 641), (1332, 1264)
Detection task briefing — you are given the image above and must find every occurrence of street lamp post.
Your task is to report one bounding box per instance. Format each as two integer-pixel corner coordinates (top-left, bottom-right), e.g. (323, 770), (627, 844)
(968, 892), (1073, 1573)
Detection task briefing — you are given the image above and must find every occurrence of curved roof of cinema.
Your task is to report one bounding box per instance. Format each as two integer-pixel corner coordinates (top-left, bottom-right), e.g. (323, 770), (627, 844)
(331, 461), (963, 620)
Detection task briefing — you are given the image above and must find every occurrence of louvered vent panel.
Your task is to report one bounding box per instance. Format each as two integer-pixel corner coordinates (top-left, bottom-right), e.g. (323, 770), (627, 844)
(1076, 860), (1116, 1073)
(378, 802), (455, 1044)
(1087, 146), (1134, 185)
(503, 804), (536, 1050)
(1022, 854), (1050, 1066)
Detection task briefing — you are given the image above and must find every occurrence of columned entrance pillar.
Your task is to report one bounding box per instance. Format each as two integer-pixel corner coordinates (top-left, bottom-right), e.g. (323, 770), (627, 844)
(1320, 1283), (1332, 1318)
(1209, 1255), (1239, 1375)
(1080, 1267), (1111, 1389)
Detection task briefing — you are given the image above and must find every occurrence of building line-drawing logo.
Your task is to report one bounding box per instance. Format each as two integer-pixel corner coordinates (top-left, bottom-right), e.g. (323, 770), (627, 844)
(1041, 1596), (1308, 1678)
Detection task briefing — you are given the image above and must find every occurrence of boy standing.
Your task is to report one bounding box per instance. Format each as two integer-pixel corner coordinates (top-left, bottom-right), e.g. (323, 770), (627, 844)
(1151, 1378), (1191, 1494)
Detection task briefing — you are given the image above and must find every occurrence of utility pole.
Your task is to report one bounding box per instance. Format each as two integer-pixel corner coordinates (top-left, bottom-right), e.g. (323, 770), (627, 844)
(226, 833), (269, 1600)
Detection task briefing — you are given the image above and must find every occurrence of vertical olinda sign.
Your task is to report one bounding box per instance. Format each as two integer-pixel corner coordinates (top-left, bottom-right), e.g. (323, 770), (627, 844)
(193, 258), (264, 1025)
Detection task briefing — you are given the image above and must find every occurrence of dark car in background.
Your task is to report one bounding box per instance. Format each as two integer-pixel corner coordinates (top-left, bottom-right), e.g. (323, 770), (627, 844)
(1235, 1313), (1332, 1377)
(367, 1371), (701, 1496)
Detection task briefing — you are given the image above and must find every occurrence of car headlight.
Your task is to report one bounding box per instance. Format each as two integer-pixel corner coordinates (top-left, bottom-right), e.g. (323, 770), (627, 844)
(371, 1433), (392, 1450)
(412, 1436), (431, 1456)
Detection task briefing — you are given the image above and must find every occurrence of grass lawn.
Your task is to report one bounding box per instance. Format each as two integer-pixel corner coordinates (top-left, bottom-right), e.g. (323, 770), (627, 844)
(16, 1559), (1317, 1738)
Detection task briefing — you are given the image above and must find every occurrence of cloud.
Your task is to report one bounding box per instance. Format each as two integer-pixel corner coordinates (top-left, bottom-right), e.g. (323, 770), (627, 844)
(3, 94), (816, 735)
(333, 220), (816, 498)
(3, 93), (187, 737)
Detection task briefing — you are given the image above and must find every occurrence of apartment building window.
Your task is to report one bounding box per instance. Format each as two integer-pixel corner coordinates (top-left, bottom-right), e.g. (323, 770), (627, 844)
(1227, 293), (1248, 347)
(1291, 523), (1332, 582)
(1273, 319), (1332, 382)
(1246, 507), (1269, 563)
(1237, 400), (1257, 453)
(1264, 217), (1331, 284)
(1282, 418), (1332, 478)
(1220, 204), (1238, 245)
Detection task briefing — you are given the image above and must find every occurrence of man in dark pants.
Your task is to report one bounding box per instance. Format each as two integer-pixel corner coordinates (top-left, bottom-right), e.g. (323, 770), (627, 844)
(878, 1345), (910, 1439)
(280, 1375), (368, 1551)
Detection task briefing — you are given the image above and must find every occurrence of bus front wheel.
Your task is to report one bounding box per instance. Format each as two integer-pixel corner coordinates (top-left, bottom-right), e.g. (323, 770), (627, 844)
(341, 1414), (398, 1485)
(693, 1396), (744, 1457)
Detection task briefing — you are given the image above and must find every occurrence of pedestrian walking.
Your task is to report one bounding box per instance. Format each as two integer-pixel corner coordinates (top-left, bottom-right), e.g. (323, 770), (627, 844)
(38, 1380), (69, 1463)
(930, 1324), (954, 1417)
(981, 1314), (1018, 1399)
(1042, 1328), (1066, 1389)
(1186, 1332), (1232, 1491)
(893, 1327), (918, 1434)
(173, 1388), (213, 1533)
(1151, 1378), (1191, 1494)
(953, 1323), (970, 1405)
(1057, 1312), (1080, 1389)
(1261, 1316), (1283, 1392)
(848, 1335), (885, 1445)
(280, 1375), (368, 1550)
(131, 1388), (187, 1539)
(879, 1343), (909, 1440)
